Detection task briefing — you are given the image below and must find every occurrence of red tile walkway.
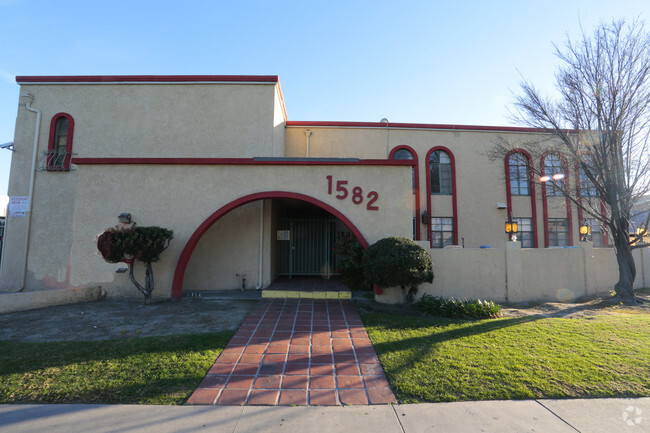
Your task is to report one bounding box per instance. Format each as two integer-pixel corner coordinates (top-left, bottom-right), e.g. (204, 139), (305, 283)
(187, 298), (397, 406)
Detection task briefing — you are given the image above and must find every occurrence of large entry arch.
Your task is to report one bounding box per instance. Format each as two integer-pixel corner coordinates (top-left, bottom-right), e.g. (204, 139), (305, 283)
(171, 191), (369, 299)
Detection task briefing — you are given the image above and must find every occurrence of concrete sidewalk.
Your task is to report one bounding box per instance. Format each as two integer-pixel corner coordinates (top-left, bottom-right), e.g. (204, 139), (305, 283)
(1, 398), (648, 433)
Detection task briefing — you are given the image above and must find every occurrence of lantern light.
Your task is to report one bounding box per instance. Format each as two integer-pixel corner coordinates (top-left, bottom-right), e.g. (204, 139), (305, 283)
(505, 218), (518, 235)
(580, 222), (592, 241)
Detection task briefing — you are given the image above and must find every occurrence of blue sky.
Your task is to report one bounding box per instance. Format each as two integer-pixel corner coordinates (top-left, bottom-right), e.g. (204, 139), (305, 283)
(0, 0), (648, 205)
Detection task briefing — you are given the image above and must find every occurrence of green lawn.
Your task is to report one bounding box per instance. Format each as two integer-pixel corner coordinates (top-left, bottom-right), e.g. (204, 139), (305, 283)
(3, 310), (649, 406)
(362, 311), (650, 403)
(0, 331), (234, 405)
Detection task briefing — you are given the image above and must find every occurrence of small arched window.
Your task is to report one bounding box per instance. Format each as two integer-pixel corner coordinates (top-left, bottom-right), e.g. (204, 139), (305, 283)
(392, 148), (414, 160)
(48, 113), (74, 171)
(430, 150), (452, 194)
(391, 148), (415, 190)
(508, 152), (529, 195)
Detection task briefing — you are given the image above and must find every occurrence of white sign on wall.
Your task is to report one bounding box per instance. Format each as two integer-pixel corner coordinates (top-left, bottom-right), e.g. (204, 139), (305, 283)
(10, 196), (29, 217)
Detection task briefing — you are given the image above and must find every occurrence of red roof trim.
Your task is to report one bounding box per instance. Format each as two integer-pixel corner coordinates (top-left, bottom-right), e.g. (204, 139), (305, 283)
(287, 120), (558, 134)
(71, 157), (415, 166)
(16, 75), (279, 84)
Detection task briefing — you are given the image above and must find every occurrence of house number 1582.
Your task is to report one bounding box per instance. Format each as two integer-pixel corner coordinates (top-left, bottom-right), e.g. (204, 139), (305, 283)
(326, 175), (379, 211)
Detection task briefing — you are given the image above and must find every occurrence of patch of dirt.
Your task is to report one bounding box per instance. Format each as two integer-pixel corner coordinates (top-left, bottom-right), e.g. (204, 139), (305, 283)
(354, 289), (650, 319)
(0, 299), (258, 343)
(501, 290), (650, 319)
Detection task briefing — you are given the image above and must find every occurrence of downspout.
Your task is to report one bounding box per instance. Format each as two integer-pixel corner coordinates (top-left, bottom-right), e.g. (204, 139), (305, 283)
(304, 130), (312, 157)
(255, 200), (264, 290)
(21, 94), (41, 291)
(380, 118), (389, 157)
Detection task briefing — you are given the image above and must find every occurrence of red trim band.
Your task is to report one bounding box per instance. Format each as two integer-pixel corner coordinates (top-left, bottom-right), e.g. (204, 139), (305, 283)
(71, 157), (415, 166)
(287, 120), (558, 134)
(171, 191), (370, 300)
(16, 75), (279, 84)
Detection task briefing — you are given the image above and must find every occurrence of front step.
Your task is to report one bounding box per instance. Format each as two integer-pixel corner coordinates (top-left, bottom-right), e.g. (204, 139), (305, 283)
(261, 290), (351, 299)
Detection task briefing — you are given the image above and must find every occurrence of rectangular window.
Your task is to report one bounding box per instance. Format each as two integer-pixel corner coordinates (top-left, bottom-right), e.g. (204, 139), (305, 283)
(579, 169), (598, 197)
(584, 218), (605, 247)
(548, 218), (568, 247)
(509, 153), (530, 196)
(514, 218), (534, 248)
(510, 173), (529, 196)
(432, 165), (452, 194)
(412, 217), (417, 240)
(545, 179), (564, 197)
(431, 217), (454, 248)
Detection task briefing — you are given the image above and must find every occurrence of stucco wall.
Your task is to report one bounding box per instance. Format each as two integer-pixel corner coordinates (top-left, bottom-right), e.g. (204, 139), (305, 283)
(594, 247), (649, 291)
(1, 81), (283, 292)
(63, 163), (412, 299)
(286, 125), (574, 249)
(1, 95), (79, 291)
(3, 79), (644, 308)
(424, 246), (506, 301)
(183, 201), (269, 291)
(519, 247), (589, 301)
(376, 243), (649, 305)
(15, 83), (281, 159)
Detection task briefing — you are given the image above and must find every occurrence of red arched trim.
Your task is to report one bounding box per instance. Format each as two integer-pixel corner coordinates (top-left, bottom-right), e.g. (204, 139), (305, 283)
(574, 161), (584, 225)
(171, 191), (370, 300)
(389, 145), (421, 240)
(504, 149), (538, 247)
(47, 112), (75, 171)
(425, 146), (458, 248)
(540, 153), (573, 247)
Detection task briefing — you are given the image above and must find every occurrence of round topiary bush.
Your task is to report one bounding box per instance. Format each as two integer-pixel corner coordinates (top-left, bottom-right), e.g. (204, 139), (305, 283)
(362, 236), (433, 302)
(97, 224), (173, 304)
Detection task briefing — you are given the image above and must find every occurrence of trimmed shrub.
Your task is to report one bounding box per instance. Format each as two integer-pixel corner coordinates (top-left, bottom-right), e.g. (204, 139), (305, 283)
(334, 235), (372, 291)
(415, 294), (502, 319)
(362, 236), (433, 302)
(97, 225), (173, 304)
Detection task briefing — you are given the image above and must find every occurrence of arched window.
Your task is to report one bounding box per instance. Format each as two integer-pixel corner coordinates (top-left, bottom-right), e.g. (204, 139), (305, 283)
(390, 146), (419, 239)
(430, 150), (452, 194)
(391, 148), (415, 190)
(508, 152), (529, 195)
(48, 113), (74, 171)
(543, 154), (564, 196)
(392, 148), (414, 160)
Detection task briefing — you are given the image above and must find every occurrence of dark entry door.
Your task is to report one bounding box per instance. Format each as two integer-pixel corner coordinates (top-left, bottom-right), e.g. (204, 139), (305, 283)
(276, 217), (337, 278)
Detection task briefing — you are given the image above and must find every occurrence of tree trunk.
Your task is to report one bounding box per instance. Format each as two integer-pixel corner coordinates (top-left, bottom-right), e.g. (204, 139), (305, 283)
(144, 262), (154, 305)
(612, 227), (637, 301)
(128, 262), (152, 305)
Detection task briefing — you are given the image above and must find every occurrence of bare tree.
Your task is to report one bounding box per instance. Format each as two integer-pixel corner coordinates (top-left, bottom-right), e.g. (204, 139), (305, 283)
(492, 19), (650, 301)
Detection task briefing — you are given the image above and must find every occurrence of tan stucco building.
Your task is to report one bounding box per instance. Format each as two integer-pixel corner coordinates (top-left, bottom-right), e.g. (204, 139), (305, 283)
(1, 75), (648, 308)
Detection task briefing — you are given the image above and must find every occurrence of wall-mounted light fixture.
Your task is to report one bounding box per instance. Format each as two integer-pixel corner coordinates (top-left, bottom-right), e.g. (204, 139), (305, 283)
(421, 210), (430, 225)
(505, 218), (518, 235)
(118, 213), (132, 224)
(580, 222), (592, 242)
